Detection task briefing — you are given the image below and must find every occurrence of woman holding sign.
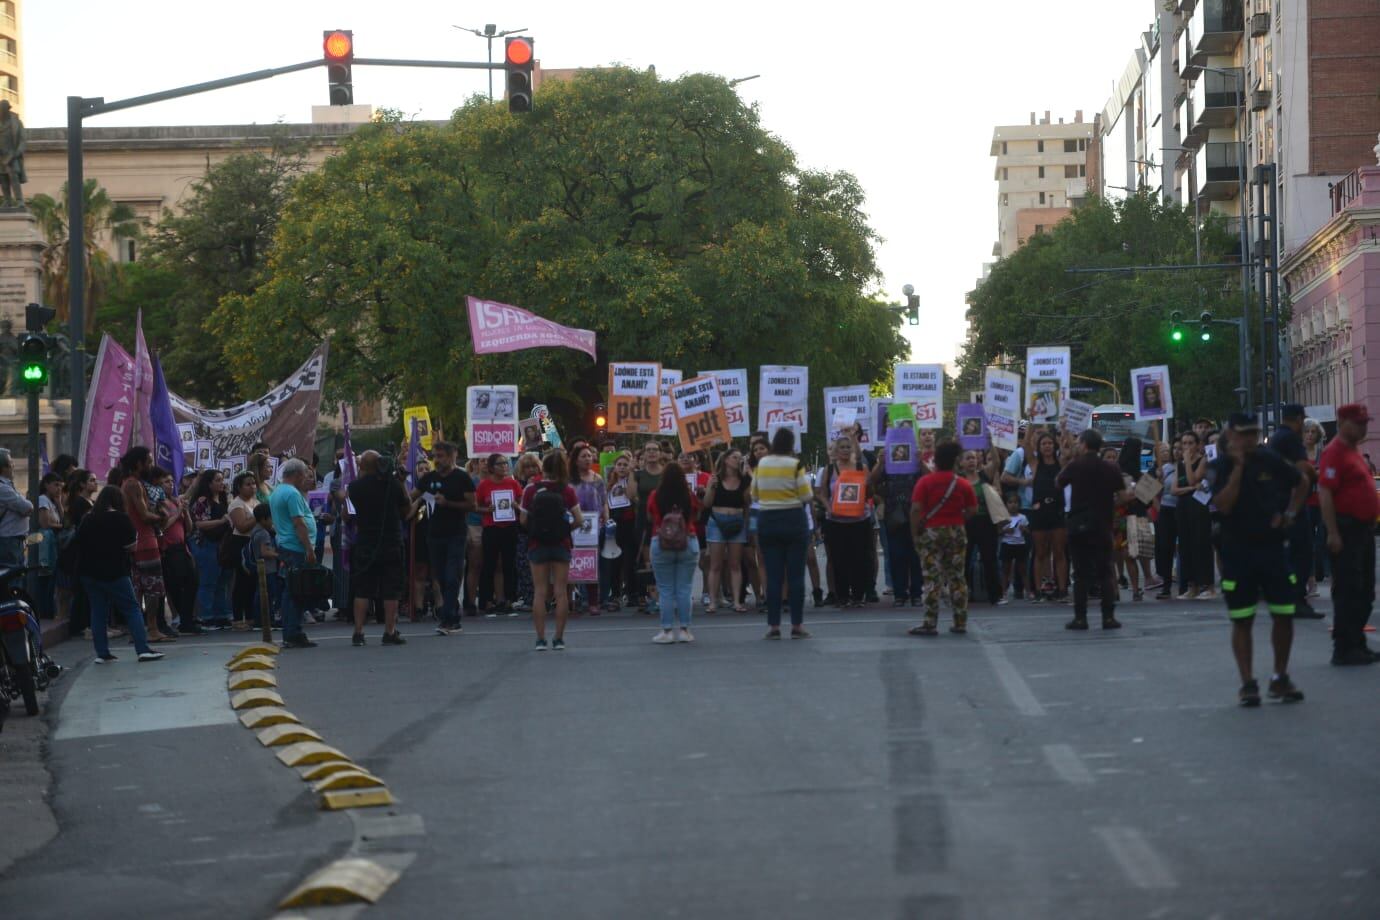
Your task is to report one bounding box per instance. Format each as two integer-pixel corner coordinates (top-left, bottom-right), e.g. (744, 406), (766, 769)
(604, 452), (638, 611)
(819, 436), (873, 608)
(1028, 431), (1070, 602)
(476, 454), (521, 614)
(572, 446), (608, 615)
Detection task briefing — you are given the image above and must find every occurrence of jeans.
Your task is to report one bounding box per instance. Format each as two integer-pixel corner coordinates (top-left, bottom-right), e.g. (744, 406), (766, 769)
(190, 537), (232, 624)
(1154, 503), (1179, 586)
(82, 575), (152, 657)
(0, 535), (24, 567)
(1070, 536), (1116, 621)
(886, 525), (923, 601)
(758, 507), (808, 627)
(278, 548), (308, 642)
(1329, 515), (1375, 656)
(429, 532), (467, 626)
(1286, 515), (1313, 609)
(965, 516), (1001, 604)
(651, 535), (700, 629)
(480, 526), (518, 608)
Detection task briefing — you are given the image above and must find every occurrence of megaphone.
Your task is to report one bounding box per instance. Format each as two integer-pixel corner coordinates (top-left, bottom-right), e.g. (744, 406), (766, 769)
(600, 522), (621, 560)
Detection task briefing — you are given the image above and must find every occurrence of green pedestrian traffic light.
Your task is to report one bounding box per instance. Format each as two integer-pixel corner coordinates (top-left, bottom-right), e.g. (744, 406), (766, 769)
(1169, 310), (1184, 343)
(1171, 327), (1183, 343)
(1199, 310), (1213, 342)
(1199, 328), (1211, 342)
(19, 334), (47, 390)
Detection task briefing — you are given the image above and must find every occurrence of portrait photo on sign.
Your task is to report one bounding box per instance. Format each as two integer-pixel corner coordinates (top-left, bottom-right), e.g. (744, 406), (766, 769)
(1131, 365), (1173, 420)
(890, 443), (912, 463)
(520, 420), (543, 448)
(838, 483), (861, 504)
(962, 417), (982, 436)
(494, 394), (514, 418)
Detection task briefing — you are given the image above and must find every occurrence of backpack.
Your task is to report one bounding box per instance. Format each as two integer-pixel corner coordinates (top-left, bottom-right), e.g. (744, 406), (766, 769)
(656, 504), (689, 551)
(528, 485), (571, 545)
(241, 537), (257, 576)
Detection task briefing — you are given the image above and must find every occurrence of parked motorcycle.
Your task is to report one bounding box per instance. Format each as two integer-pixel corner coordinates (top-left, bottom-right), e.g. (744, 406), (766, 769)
(0, 566), (61, 730)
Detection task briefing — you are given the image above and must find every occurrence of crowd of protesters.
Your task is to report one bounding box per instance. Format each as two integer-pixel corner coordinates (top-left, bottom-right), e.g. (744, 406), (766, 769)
(10, 396), (1374, 704)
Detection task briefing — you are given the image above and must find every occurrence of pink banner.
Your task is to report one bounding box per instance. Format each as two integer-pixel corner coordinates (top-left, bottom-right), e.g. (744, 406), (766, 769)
(466, 296), (597, 360)
(469, 422), (518, 456)
(132, 309), (156, 453)
(569, 547), (598, 584)
(78, 335), (139, 482)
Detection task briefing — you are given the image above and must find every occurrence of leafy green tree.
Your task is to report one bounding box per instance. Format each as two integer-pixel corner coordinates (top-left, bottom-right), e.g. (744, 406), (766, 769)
(963, 193), (1244, 423)
(28, 179), (140, 336)
(98, 140), (306, 403)
(214, 69), (908, 434)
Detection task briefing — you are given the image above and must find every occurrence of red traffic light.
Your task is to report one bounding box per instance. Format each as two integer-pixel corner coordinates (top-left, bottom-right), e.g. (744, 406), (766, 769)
(323, 30), (353, 61)
(505, 37), (533, 66)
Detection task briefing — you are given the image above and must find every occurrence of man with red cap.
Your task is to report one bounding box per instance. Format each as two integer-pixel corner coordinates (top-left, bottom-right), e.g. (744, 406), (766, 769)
(1318, 403), (1379, 666)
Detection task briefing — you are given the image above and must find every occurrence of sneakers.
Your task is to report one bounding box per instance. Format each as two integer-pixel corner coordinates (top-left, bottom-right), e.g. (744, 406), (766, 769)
(94, 654), (118, 664)
(1330, 648), (1376, 666)
(676, 628), (694, 643)
(790, 627), (812, 639)
(701, 593), (711, 608)
(1177, 590), (1197, 601)
(352, 632), (366, 647)
(382, 632), (406, 646)
(137, 651), (165, 662)
(534, 638), (548, 651)
(1238, 679), (1262, 707)
(551, 637), (566, 651)
(1195, 589), (1217, 601)
(996, 597), (1010, 606)
(812, 588), (824, 607)
(283, 635), (317, 648)
(1267, 674), (1304, 702)
(1065, 617), (1089, 631)
(1102, 617), (1122, 630)
(652, 629), (675, 644)
(764, 628), (782, 640)
(434, 623), (463, 636)
(1294, 604), (1325, 620)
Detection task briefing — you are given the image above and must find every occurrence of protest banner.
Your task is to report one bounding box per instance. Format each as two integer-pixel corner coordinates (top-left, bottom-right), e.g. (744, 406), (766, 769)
(956, 404), (989, 450)
(403, 405), (434, 451)
(701, 368), (750, 438)
(873, 399), (893, 439)
(1062, 398), (1094, 436)
(1130, 365), (1173, 421)
(758, 366), (809, 432)
(983, 367), (1022, 451)
(824, 385), (872, 443)
(531, 403), (562, 448)
(599, 451), (620, 475)
(670, 375), (730, 453)
(1025, 347), (1070, 424)
(894, 364), (943, 429)
(83, 336), (330, 484)
(465, 295), (597, 360)
(466, 387), (519, 456)
(177, 422), (196, 460)
(570, 517), (599, 584)
(884, 427), (918, 474)
(519, 418), (544, 452)
(607, 362), (662, 434)
(658, 369), (683, 437)
(887, 402), (915, 429)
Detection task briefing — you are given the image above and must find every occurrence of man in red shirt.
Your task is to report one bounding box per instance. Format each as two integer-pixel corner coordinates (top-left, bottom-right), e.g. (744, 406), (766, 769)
(908, 441), (978, 636)
(1318, 403), (1380, 665)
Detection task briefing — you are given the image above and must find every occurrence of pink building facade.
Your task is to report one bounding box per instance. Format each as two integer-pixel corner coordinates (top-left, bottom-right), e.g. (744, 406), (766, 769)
(1283, 163), (1380, 447)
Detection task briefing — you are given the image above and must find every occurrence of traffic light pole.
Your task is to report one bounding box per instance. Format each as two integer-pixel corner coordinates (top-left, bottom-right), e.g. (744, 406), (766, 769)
(64, 54), (505, 455)
(26, 387), (38, 550)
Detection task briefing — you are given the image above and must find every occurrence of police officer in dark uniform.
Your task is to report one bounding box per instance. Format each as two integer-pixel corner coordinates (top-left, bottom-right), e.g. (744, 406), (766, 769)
(1267, 404), (1322, 618)
(1207, 413), (1310, 706)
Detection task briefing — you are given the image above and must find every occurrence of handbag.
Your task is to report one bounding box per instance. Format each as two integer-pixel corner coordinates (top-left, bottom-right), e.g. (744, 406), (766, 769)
(287, 563), (332, 602)
(981, 482), (1011, 525)
(710, 512), (744, 539)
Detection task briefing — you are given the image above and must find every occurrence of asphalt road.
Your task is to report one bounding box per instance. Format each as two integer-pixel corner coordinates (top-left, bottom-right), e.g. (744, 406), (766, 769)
(2, 588), (1376, 919)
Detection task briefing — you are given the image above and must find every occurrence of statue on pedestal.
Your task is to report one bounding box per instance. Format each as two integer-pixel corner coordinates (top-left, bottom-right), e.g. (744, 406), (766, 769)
(0, 101), (25, 209)
(0, 319), (17, 395)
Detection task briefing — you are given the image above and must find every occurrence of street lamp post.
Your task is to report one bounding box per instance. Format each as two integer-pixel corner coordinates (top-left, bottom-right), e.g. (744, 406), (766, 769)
(453, 23), (527, 101)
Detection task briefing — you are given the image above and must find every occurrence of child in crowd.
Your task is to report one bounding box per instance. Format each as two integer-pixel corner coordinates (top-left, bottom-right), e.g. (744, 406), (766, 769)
(999, 492), (1030, 605)
(249, 503), (281, 628)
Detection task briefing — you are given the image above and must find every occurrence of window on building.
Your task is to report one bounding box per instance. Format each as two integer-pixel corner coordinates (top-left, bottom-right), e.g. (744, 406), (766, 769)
(1001, 167), (1008, 181)
(1038, 166), (1045, 178)
(1064, 139), (1077, 153)
(1001, 142), (1008, 155)
(1001, 193), (1009, 207)
(1039, 192), (1046, 204)
(1080, 164), (1086, 177)
(120, 238), (137, 263)
(1037, 140), (1045, 153)
(1079, 139), (1087, 151)
(1034, 225), (1046, 235)
(1065, 165), (1079, 178)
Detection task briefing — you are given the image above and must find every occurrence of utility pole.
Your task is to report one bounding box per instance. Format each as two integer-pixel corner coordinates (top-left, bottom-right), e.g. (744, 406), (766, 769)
(454, 24), (527, 101)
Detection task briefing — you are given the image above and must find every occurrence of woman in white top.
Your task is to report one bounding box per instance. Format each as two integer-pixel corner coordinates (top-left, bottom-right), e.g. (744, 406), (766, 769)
(226, 472), (260, 631)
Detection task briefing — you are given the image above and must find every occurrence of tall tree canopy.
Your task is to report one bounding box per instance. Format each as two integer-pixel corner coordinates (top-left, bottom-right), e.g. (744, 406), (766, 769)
(960, 194), (1246, 421)
(213, 68), (907, 430)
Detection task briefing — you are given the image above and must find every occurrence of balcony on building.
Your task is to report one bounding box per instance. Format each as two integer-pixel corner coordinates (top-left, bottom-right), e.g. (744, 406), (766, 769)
(1187, 0), (1244, 65)
(1329, 166), (1380, 216)
(1194, 141), (1243, 200)
(1250, 70), (1272, 112)
(1185, 68), (1241, 142)
(1177, 96), (1202, 149)
(1179, 24), (1200, 80)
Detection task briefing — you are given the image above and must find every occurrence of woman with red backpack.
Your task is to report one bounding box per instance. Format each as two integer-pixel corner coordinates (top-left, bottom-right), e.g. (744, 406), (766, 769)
(646, 461), (702, 644)
(520, 451), (585, 651)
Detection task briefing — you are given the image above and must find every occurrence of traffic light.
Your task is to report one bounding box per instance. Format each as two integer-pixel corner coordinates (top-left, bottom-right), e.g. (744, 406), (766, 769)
(1199, 311), (1213, 342)
(19, 334), (47, 391)
(25, 302), (55, 333)
(594, 402), (607, 437)
(1169, 311), (1184, 343)
(323, 30), (354, 105)
(906, 294), (920, 326)
(505, 36), (535, 113)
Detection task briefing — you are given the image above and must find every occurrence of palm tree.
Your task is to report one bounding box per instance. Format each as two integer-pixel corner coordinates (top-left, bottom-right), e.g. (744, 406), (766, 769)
(28, 180), (141, 336)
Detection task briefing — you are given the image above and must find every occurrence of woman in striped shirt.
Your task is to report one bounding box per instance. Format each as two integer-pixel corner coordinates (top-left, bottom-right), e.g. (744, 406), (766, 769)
(749, 428), (814, 639)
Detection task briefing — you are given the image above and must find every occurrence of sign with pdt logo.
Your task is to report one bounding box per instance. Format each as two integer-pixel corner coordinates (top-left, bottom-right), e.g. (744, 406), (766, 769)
(671, 376), (730, 453)
(607, 363), (662, 434)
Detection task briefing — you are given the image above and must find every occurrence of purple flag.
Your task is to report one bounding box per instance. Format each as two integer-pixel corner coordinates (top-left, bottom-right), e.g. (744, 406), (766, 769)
(40, 439), (49, 476)
(340, 404), (357, 489)
(149, 355), (185, 492)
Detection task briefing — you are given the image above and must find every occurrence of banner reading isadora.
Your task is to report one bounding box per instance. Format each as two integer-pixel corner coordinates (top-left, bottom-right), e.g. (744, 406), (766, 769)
(607, 362), (662, 434)
(466, 295), (597, 360)
(81, 338), (328, 482)
(466, 386), (519, 456)
(758, 365), (809, 433)
(670, 375), (730, 453)
(700, 368), (750, 439)
(894, 364), (944, 429)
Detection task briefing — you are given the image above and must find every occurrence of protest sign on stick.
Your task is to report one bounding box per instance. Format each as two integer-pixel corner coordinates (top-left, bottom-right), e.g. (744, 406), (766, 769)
(608, 363), (662, 434)
(894, 364), (944, 429)
(758, 366), (809, 432)
(671, 376), (730, 453)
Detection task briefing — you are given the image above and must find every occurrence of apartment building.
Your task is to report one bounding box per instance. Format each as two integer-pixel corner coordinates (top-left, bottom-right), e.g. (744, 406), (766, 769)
(989, 111), (1100, 259)
(0, 0), (20, 111)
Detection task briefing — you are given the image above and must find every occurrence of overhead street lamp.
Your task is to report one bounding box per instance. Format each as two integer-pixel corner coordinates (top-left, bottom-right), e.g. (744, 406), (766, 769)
(454, 23), (527, 101)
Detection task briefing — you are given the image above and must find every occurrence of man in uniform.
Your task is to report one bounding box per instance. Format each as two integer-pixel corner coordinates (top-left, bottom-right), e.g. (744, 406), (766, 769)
(1318, 403), (1379, 666)
(1208, 413), (1309, 706)
(1268, 404), (1322, 618)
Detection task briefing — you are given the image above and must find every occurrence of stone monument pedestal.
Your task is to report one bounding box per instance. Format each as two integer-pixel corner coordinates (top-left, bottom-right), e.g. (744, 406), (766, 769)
(0, 209), (45, 329)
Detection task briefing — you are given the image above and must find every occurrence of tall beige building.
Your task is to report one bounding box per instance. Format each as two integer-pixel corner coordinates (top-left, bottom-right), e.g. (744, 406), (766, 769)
(0, 0), (20, 111)
(990, 111), (1099, 259)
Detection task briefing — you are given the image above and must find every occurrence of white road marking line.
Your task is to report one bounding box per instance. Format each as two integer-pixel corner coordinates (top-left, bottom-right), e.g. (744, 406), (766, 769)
(1095, 826), (1178, 889)
(1042, 744), (1094, 785)
(978, 639), (1046, 716)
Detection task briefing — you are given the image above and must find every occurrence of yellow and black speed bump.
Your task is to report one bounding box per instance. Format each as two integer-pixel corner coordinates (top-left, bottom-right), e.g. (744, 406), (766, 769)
(276, 857), (401, 908)
(274, 741), (352, 768)
(226, 654), (277, 672)
(296, 760), (361, 782)
(229, 644), (279, 664)
(228, 671), (279, 691)
(238, 707), (300, 729)
(257, 724), (324, 747)
(230, 688), (285, 710)
(311, 769), (386, 793)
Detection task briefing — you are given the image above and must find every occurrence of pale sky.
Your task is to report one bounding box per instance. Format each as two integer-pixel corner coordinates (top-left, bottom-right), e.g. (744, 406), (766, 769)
(23, 0), (1154, 369)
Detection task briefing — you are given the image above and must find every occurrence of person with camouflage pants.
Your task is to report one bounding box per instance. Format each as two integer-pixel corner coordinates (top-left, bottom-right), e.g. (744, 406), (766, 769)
(909, 441), (978, 636)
